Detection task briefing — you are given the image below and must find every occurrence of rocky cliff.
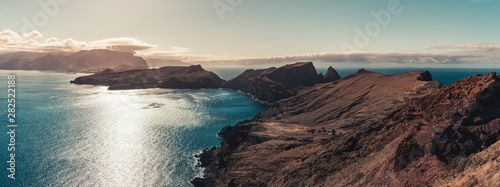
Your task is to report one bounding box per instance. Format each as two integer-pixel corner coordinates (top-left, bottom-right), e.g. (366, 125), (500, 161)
(70, 65), (225, 90)
(194, 70), (500, 186)
(323, 66), (341, 82)
(222, 62), (341, 102)
(71, 62), (341, 101)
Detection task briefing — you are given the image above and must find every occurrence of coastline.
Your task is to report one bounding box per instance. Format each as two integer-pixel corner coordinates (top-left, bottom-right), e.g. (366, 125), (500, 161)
(190, 69), (443, 186)
(64, 62), (500, 186)
(192, 70), (500, 186)
(3, 64), (500, 186)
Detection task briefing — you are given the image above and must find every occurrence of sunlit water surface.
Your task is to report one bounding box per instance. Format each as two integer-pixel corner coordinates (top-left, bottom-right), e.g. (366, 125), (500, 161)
(0, 70), (266, 186)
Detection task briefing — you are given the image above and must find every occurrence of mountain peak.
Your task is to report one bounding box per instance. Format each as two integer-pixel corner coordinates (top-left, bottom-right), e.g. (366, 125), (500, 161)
(223, 62), (326, 102)
(323, 66), (341, 82)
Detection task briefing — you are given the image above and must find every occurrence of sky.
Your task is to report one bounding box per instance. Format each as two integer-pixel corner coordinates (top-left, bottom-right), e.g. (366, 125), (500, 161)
(0, 0), (499, 68)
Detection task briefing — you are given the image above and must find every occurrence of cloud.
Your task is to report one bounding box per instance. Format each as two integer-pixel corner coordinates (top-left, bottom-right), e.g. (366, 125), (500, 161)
(90, 38), (156, 53)
(430, 43), (500, 51)
(138, 43), (499, 67)
(23, 31), (42, 40)
(0, 29), (157, 54)
(137, 47), (190, 59)
(2, 29), (499, 67)
(190, 51), (482, 66)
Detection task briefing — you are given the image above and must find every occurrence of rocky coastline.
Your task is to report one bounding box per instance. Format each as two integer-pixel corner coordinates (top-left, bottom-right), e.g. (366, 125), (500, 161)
(192, 68), (500, 186)
(70, 62), (340, 100)
(71, 62), (500, 186)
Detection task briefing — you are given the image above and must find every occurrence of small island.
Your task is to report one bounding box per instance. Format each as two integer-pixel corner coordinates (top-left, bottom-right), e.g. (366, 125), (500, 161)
(70, 65), (225, 90)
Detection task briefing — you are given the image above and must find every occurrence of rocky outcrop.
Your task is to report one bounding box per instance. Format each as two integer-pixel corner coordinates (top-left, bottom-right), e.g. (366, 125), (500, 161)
(387, 73), (500, 178)
(265, 62), (324, 86)
(70, 65), (225, 90)
(323, 66), (341, 82)
(222, 62), (339, 102)
(196, 71), (500, 186)
(196, 69), (484, 186)
(0, 50), (149, 72)
(358, 72), (500, 186)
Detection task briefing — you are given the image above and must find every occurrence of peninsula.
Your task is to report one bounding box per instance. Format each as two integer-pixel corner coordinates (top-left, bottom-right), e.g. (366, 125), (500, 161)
(193, 66), (500, 186)
(70, 62), (500, 186)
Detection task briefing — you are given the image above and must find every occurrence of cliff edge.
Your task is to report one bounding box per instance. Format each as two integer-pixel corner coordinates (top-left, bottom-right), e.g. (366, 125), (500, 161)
(222, 62), (341, 102)
(196, 71), (500, 186)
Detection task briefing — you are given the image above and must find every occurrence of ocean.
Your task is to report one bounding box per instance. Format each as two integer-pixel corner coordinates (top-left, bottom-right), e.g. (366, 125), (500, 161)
(0, 67), (498, 186)
(0, 70), (266, 186)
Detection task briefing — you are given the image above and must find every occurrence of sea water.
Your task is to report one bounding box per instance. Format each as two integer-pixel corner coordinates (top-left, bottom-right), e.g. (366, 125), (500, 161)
(0, 70), (266, 186)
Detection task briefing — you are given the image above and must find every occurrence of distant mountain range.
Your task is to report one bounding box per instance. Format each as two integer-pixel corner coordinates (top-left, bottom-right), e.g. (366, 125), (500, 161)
(0, 51), (50, 64)
(0, 50), (150, 72)
(145, 58), (191, 68)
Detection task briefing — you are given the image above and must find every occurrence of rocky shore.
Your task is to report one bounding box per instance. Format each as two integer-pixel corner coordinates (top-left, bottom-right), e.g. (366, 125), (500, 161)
(193, 69), (500, 186)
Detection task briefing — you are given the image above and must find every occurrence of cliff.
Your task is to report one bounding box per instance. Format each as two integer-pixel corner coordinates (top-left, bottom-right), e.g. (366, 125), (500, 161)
(71, 62), (341, 100)
(222, 62), (341, 102)
(70, 65), (225, 90)
(198, 70), (500, 186)
(195, 70), (498, 186)
(0, 50), (149, 72)
(323, 66), (341, 82)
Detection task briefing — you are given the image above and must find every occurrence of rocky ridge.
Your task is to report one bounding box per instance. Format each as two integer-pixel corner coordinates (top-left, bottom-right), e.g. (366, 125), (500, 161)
(222, 62), (341, 102)
(71, 62), (341, 103)
(194, 71), (500, 186)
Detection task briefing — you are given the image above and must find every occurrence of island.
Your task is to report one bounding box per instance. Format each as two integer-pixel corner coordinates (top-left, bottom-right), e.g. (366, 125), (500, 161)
(70, 65), (225, 90)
